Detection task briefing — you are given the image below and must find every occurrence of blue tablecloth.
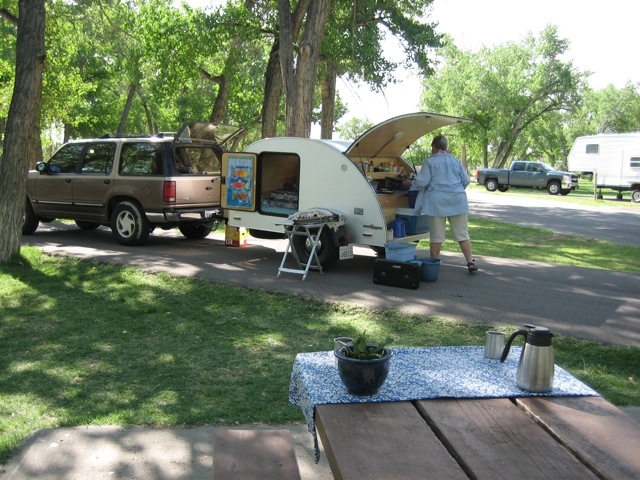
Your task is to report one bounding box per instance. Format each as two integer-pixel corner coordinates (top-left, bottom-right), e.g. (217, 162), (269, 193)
(289, 346), (600, 461)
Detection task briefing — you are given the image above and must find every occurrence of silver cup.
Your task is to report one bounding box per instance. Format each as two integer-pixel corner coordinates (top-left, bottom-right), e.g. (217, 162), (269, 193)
(484, 331), (505, 359)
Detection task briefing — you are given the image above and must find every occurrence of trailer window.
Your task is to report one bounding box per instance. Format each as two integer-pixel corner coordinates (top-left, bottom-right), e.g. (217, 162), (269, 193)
(585, 144), (599, 154)
(631, 157), (640, 168)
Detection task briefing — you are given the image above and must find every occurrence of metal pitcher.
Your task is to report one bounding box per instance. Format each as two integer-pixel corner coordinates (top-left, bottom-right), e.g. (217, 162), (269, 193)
(500, 324), (554, 392)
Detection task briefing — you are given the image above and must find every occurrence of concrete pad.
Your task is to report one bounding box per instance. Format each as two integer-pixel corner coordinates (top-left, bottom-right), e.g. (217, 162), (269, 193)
(1, 424), (332, 480)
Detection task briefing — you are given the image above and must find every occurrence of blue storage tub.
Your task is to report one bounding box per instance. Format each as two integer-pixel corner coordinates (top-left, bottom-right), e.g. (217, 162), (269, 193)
(396, 213), (429, 235)
(384, 242), (417, 262)
(417, 258), (441, 282)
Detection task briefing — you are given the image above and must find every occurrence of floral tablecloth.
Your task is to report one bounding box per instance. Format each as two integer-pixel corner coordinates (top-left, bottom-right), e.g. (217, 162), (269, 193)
(289, 346), (600, 461)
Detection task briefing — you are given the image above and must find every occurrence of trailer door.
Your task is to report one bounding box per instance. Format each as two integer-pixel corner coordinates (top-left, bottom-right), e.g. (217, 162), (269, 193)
(221, 152), (257, 211)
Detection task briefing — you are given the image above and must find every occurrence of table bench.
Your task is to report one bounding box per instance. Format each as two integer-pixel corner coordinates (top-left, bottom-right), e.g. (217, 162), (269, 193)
(315, 396), (640, 479)
(213, 428), (301, 480)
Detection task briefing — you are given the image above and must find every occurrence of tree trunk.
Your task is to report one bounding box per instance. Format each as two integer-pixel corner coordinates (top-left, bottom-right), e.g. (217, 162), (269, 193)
(0, 0), (45, 263)
(210, 74), (229, 124)
(277, 0), (296, 135)
(269, 0), (312, 137)
(261, 40), (283, 138)
(320, 66), (337, 139)
(117, 83), (136, 136)
(200, 68), (230, 124)
(285, 0), (331, 137)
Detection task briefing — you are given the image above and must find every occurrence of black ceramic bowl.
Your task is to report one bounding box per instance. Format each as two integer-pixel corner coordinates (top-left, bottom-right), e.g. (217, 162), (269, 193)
(334, 348), (393, 396)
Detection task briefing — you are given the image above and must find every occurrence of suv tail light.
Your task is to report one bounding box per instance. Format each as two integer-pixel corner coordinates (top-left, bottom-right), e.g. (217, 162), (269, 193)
(163, 181), (176, 203)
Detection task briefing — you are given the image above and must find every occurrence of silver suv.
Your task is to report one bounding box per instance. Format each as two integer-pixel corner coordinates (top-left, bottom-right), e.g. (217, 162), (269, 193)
(23, 123), (242, 245)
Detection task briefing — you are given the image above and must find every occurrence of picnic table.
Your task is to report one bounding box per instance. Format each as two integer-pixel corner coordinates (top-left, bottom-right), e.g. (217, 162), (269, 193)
(289, 346), (640, 479)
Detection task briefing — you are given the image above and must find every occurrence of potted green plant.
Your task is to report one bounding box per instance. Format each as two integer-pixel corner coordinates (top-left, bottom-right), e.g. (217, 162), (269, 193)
(334, 331), (393, 396)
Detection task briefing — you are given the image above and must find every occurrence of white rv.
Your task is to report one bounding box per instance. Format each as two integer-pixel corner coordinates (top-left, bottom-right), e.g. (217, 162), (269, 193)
(567, 133), (640, 202)
(220, 112), (471, 271)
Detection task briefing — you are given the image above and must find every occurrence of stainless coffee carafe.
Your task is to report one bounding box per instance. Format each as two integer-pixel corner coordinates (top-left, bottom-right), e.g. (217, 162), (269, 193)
(500, 324), (554, 392)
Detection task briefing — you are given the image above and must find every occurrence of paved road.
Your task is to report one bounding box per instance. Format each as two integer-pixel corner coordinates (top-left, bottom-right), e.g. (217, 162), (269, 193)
(21, 209), (640, 347)
(467, 189), (640, 247)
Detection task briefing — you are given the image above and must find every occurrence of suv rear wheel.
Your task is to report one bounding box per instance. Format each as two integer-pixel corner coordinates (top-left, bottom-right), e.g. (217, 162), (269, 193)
(111, 200), (151, 246)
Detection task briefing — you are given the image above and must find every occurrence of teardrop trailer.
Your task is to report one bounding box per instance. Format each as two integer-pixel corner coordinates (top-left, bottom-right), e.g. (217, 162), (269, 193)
(219, 112), (471, 275)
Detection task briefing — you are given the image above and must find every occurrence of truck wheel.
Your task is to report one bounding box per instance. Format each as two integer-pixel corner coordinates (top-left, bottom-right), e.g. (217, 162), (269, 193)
(498, 185), (510, 192)
(632, 190), (640, 203)
(291, 226), (340, 271)
(485, 179), (499, 192)
(111, 200), (151, 246)
(547, 181), (561, 195)
(179, 221), (214, 239)
(22, 199), (39, 235)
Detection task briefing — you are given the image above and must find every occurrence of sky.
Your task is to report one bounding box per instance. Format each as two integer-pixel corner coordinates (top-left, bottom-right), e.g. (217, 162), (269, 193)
(334, 0), (640, 130)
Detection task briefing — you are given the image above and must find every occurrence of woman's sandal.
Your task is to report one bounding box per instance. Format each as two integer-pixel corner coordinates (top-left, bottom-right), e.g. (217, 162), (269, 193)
(467, 261), (479, 273)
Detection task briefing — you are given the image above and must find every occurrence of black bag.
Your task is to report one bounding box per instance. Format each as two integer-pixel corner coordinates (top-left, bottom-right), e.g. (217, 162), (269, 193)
(373, 259), (420, 290)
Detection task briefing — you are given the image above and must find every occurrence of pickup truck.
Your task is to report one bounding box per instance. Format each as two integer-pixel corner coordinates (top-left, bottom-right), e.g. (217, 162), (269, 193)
(475, 160), (579, 195)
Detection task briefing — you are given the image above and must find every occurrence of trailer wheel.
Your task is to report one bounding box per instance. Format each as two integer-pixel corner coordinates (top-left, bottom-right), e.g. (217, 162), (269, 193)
(547, 181), (561, 195)
(632, 189), (640, 203)
(485, 179), (499, 192)
(292, 226), (340, 271)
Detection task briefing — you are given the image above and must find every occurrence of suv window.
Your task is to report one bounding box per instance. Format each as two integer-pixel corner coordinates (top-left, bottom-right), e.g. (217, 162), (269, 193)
(120, 142), (163, 176)
(49, 143), (84, 173)
(80, 142), (116, 175)
(175, 145), (222, 174)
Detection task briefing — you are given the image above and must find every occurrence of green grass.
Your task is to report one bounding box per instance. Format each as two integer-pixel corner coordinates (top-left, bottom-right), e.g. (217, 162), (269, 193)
(433, 217), (640, 273)
(1, 245), (638, 464)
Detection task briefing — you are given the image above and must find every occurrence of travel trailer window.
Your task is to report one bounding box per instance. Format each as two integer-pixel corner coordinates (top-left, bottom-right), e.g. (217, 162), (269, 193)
(631, 157), (640, 168)
(586, 144), (599, 154)
(258, 152), (300, 216)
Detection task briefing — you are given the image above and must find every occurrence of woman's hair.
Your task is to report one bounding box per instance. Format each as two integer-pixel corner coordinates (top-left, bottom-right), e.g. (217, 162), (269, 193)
(431, 135), (448, 151)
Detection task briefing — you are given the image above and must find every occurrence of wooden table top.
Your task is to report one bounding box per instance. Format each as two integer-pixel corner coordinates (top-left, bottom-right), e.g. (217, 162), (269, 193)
(315, 396), (640, 480)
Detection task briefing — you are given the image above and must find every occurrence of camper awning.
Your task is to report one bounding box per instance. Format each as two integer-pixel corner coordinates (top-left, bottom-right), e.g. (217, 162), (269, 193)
(346, 112), (471, 158)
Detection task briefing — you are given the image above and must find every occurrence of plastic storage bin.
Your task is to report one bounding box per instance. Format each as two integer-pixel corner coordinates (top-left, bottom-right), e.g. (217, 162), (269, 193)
(384, 242), (417, 262)
(417, 258), (441, 282)
(395, 212), (429, 235)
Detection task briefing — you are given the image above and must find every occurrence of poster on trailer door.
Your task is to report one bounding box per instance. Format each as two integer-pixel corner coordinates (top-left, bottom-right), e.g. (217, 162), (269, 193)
(225, 154), (255, 209)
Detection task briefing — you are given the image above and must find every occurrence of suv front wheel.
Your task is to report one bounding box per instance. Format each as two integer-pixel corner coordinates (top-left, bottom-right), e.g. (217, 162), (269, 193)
(23, 199), (40, 235)
(111, 200), (151, 246)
